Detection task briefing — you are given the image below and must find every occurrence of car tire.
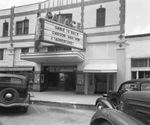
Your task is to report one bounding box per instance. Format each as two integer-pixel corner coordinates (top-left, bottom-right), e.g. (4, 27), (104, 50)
(101, 121), (112, 125)
(96, 102), (103, 110)
(0, 88), (19, 104)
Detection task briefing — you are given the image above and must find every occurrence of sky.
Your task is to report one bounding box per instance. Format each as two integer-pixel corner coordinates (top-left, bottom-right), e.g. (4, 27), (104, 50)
(0, 0), (150, 35)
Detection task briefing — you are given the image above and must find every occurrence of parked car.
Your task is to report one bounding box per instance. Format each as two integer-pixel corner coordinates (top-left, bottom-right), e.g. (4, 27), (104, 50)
(95, 78), (150, 110)
(0, 73), (30, 113)
(90, 91), (150, 125)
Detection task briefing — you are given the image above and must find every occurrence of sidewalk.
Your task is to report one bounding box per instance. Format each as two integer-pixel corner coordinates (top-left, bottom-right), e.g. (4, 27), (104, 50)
(29, 91), (101, 110)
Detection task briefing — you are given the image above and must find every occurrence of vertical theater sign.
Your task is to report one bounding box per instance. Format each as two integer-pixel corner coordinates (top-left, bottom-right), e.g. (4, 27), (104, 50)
(35, 11), (86, 51)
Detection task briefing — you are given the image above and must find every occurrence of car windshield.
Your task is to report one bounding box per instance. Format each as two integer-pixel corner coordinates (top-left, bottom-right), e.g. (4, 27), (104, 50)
(0, 77), (22, 84)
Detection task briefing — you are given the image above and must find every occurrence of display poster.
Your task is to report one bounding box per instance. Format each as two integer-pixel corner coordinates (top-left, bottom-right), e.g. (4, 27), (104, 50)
(77, 73), (84, 85)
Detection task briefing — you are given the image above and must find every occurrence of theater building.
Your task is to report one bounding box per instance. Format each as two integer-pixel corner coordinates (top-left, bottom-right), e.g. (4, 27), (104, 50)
(0, 0), (126, 94)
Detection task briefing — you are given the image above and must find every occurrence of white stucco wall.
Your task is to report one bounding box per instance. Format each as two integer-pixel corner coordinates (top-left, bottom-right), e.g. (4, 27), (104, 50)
(41, 0), (81, 9)
(86, 42), (116, 64)
(0, 9), (10, 16)
(14, 4), (38, 13)
(84, 1), (120, 28)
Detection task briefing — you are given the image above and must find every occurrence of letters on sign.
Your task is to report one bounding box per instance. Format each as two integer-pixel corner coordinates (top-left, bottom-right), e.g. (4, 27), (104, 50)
(35, 10), (85, 50)
(45, 10), (82, 30)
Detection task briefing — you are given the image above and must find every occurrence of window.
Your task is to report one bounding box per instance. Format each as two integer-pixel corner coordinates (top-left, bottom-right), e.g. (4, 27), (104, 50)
(96, 7), (105, 27)
(131, 58), (148, 67)
(0, 77), (22, 84)
(131, 58), (150, 79)
(3, 21), (8, 36)
(132, 72), (136, 79)
(21, 48), (29, 54)
(0, 49), (4, 60)
(139, 71), (150, 78)
(16, 19), (29, 35)
(141, 83), (150, 91)
(132, 71), (150, 79)
(16, 21), (23, 35)
(120, 83), (137, 91)
(24, 19), (29, 34)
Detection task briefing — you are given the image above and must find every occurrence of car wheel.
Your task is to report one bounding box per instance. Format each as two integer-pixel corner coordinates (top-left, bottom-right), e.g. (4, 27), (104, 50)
(0, 88), (19, 104)
(96, 102), (103, 110)
(101, 121), (112, 125)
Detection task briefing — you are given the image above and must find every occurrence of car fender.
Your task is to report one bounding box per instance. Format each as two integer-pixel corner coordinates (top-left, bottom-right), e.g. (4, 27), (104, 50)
(90, 108), (146, 125)
(95, 97), (115, 109)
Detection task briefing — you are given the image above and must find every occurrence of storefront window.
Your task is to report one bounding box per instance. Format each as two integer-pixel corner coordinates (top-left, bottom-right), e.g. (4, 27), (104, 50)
(131, 58), (150, 79)
(94, 73), (107, 94)
(132, 72), (137, 79)
(132, 71), (150, 79)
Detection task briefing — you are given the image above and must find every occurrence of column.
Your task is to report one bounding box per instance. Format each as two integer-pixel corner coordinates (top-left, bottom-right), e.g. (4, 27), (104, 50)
(116, 35), (126, 90)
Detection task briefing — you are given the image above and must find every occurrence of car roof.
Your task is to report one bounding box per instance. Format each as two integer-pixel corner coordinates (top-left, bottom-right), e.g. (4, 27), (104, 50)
(0, 73), (27, 79)
(122, 78), (150, 84)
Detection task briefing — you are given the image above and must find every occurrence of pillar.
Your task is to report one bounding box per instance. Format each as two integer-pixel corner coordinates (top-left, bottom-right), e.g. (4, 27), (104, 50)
(116, 35), (126, 90)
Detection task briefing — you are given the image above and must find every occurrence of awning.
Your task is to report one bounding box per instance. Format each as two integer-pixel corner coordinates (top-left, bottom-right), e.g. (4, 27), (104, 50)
(0, 67), (34, 71)
(83, 63), (117, 73)
(20, 51), (84, 64)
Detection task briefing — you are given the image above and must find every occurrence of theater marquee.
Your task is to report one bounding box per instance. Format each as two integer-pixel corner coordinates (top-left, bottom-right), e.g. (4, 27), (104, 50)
(35, 17), (86, 50)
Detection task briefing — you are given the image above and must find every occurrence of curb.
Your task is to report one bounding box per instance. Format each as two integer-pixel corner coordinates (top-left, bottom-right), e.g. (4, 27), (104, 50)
(30, 100), (96, 111)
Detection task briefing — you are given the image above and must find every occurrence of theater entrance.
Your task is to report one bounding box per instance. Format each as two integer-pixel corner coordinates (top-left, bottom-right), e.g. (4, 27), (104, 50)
(59, 73), (76, 91)
(44, 66), (76, 91)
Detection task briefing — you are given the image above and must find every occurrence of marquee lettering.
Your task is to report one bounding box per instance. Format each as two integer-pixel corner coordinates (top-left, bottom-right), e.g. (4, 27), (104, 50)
(45, 11), (81, 30)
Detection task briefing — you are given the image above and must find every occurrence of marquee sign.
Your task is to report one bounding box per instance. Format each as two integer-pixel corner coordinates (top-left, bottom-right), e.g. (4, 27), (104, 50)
(35, 16), (86, 50)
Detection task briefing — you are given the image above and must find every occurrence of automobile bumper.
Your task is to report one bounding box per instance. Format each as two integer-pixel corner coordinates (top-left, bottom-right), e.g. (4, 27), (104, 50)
(0, 103), (29, 107)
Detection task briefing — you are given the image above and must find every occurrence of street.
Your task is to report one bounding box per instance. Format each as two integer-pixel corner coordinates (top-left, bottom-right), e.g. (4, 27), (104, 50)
(0, 104), (95, 125)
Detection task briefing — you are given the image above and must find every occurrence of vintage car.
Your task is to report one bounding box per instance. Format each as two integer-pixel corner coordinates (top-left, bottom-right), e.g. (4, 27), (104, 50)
(90, 91), (150, 125)
(95, 78), (150, 110)
(0, 73), (30, 113)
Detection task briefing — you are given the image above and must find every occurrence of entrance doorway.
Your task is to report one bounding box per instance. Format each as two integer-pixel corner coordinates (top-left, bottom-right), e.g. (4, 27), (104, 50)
(47, 73), (59, 90)
(44, 66), (77, 91)
(94, 73), (107, 94)
(59, 73), (76, 91)
(93, 73), (115, 94)
(45, 72), (76, 91)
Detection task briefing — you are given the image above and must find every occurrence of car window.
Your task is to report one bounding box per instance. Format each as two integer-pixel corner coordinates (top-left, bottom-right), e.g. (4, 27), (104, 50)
(121, 83), (137, 91)
(0, 77), (22, 84)
(141, 83), (150, 91)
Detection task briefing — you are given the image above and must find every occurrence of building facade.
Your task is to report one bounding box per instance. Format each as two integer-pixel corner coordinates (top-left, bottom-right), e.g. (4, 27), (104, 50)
(125, 34), (150, 80)
(0, 0), (126, 94)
